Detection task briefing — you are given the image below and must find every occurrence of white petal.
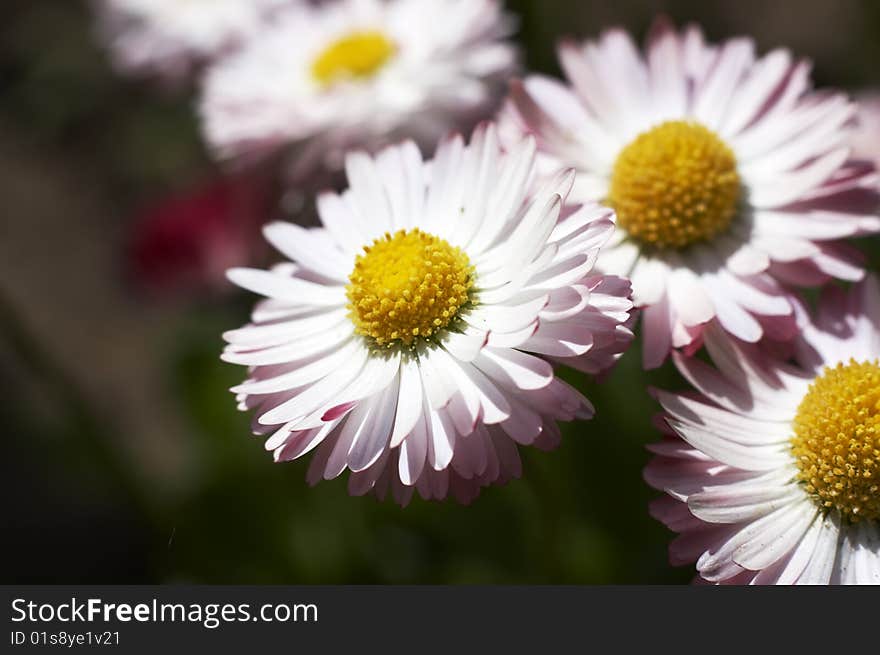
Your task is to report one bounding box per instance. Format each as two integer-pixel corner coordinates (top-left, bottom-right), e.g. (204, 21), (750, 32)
(668, 418), (789, 471)
(732, 502), (817, 570)
(263, 222), (351, 281)
(347, 374), (398, 472)
(474, 347), (554, 391)
(227, 267), (346, 306)
(398, 411), (428, 486)
(390, 359), (423, 448)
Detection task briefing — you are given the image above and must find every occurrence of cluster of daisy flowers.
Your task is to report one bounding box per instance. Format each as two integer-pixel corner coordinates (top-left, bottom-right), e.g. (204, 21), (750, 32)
(95, 1), (880, 583)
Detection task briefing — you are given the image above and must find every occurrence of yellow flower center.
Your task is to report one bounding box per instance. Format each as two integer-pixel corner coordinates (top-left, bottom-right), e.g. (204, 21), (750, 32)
(346, 229), (475, 347)
(311, 30), (396, 86)
(791, 359), (880, 522)
(607, 120), (741, 250)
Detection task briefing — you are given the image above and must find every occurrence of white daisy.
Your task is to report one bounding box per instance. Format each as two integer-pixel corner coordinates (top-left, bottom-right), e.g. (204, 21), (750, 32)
(222, 124), (634, 505)
(645, 279), (880, 584)
(199, 0), (518, 180)
(500, 18), (880, 368)
(95, 0), (294, 79)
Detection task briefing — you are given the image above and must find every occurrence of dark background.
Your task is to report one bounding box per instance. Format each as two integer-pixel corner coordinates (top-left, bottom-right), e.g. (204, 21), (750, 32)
(2, 0), (878, 584)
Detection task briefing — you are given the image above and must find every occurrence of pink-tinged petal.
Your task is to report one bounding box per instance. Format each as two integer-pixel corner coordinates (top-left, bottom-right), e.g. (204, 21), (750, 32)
(499, 397), (543, 445)
(811, 242), (865, 281)
(443, 356), (512, 425)
(514, 76), (615, 171)
(315, 352), (401, 421)
(324, 400), (375, 480)
(445, 385), (480, 437)
(540, 285), (590, 321)
(642, 295), (673, 369)
(491, 429), (523, 479)
(507, 80), (588, 167)
(710, 290), (763, 343)
(749, 148), (850, 208)
(670, 525), (737, 570)
(719, 49), (793, 137)
(474, 347), (554, 390)
(347, 449), (390, 497)
(715, 270), (792, 317)
(483, 320), (538, 348)
(671, 351), (760, 417)
(253, 349), (368, 425)
(273, 421), (337, 463)
(769, 259), (831, 287)
(521, 321), (593, 357)
(649, 495), (704, 532)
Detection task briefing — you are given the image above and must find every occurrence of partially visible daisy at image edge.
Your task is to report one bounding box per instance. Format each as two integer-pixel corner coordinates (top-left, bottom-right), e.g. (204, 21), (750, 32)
(200, 0), (518, 180)
(222, 123), (634, 505)
(95, 0), (295, 80)
(645, 278), (880, 584)
(500, 17), (880, 368)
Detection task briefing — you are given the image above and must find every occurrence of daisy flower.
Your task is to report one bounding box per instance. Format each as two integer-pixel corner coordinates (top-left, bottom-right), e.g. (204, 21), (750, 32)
(500, 18), (880, 368)
(645, 279), (880, 584)
(200, 0), (518, 180)
(95, 0), (294, 79)
(222, 124), (634, 505)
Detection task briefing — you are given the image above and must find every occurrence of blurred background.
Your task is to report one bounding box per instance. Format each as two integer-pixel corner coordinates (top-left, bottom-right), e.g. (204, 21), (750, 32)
(2, 0), (879, 584)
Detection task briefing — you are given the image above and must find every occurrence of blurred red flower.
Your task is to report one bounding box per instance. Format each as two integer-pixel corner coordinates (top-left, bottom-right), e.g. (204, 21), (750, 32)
(127, 173), (273, 296)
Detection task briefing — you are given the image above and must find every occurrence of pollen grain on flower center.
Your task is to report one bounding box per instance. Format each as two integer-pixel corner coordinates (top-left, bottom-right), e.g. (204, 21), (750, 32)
(346, 229), (474, 347)
(311, 30), (396, 86)
(607, 120), (741, 250)
(791, 359), (880, 522)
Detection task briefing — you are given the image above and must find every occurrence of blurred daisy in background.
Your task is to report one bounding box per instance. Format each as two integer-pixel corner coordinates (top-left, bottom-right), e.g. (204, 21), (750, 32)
(222, 124), (634, 505)
(645, 278), (880, 584)
(95, 0), (295, 80)
(501, 18), (880, 368)
(200, 0), (518, 181)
